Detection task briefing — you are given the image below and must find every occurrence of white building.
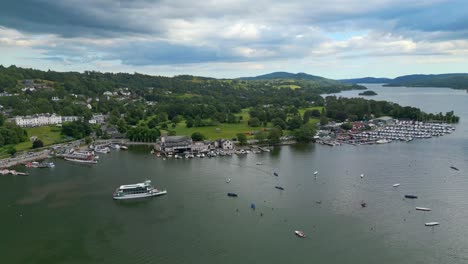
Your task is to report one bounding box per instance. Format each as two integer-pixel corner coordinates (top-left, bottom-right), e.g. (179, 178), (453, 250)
(62, 116), (82, 122)
(221, 140), (234, 150)
(15, 114), (62, 127)
(89, 114), (106, 124)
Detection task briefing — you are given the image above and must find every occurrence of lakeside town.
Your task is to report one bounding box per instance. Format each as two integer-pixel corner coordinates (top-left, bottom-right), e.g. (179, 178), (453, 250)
(0, 109), (456, 171)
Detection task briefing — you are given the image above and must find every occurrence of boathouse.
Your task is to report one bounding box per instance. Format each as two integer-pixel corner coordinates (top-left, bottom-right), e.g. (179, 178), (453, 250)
(158, 136), (193, 153)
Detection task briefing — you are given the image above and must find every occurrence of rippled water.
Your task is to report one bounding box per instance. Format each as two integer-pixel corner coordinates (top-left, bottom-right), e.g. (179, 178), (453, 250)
(1, 85), (467, 264)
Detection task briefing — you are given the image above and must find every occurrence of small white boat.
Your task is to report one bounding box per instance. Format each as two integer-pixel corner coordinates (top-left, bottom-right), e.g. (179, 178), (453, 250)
(360, 174), (364, 178)
(425, 222), (439, 226)
(226, 178), (231, 183)
(313, 171), (318, 175)
(294, 230), (306, 238)
(120, 145), (128, 150)
(109, 143), (120, 149)
(95, 147), (110, 154)
(256, 162), (262, 165)
(416, 207), (431, 211)
(393, 183), (400, 187)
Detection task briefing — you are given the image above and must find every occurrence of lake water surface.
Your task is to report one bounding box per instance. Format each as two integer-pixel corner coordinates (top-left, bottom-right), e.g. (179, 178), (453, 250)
(1, 84), (467, 264)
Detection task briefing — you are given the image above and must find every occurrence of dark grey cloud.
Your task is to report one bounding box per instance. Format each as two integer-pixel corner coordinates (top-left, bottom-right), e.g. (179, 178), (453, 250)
(1, 0), (468, 70)
(0, 0), (159, 37)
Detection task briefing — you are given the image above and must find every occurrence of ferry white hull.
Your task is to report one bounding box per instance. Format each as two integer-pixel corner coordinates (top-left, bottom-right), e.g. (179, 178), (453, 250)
(113, 190), (167, 200)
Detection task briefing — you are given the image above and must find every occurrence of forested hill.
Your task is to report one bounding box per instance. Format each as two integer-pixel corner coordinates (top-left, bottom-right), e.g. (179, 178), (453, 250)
(339, 73), (468, 90)
(0, 65), (365, 119)
(339, 77), (393, 84)
(385, 74), (468, 89)
(239, 72), (336, 82)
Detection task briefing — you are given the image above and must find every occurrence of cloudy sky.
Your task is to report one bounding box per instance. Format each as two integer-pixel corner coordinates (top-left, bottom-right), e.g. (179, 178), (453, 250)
(0, 0), (467, 78)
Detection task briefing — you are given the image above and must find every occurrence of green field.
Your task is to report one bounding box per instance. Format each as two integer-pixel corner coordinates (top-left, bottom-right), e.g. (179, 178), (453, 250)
(168, 109), (267, 140)
(277, 84), (302, 90)
(298, 106), (324, 116)
(15, 126), (66, 151)
(166, 107), (319, 140)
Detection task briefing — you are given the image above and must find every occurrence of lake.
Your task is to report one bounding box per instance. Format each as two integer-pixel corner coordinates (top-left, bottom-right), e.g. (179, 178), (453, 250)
(1, 84), (467, 264)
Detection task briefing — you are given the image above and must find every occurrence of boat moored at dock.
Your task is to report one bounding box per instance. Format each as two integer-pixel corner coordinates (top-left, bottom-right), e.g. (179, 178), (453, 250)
(405, 195), (418, 199)
(113, 180), (167, 200)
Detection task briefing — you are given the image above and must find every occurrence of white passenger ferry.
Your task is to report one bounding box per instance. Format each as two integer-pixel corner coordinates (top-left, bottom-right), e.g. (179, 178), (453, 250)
(113, 180), (167, 200)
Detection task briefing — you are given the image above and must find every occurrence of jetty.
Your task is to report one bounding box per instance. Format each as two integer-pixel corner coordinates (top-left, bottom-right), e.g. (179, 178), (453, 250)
(0, 169), (28, 176)
(0, 150), (50, 169)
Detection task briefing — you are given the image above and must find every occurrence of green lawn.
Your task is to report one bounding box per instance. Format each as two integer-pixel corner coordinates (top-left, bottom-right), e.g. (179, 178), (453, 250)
(277, 84), (302, 90)
(15, 126), (66, 151)
(166, 107), (319, 140)
(298, 106), (324, 116)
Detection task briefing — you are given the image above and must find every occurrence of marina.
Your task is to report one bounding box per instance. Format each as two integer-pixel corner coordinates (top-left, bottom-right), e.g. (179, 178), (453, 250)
(318, 119), (456, 147)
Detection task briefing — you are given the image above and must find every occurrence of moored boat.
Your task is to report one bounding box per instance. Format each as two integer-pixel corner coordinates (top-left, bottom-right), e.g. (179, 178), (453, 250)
(120, 145), (128, 150)
(273, 172), (279, 176)
(275, 186), (284, 190)
(113, 180), (167, 200)
(393, 183), (400, 187)
(294, 230), (306, 238)
(109, 143), (120, 149)
(227, 192), (238, 197)
(450, 166), (459, 171)
(64, 157), (98, 164)
(95, 147), (110, 154)
(425, 222), (439, 226)
(416, 207), (431, 211)
(405, 194), (418, 199)
(37, 162), (55, 168)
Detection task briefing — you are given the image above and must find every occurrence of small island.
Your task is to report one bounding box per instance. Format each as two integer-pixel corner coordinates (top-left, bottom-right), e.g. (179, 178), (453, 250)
(359, 90), (378, 96)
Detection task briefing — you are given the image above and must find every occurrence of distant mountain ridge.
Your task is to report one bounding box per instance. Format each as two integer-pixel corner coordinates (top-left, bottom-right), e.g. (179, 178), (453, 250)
(340, 73), (468, 90)
(340, 77), (392, 84)
(239, 72), (334, 82)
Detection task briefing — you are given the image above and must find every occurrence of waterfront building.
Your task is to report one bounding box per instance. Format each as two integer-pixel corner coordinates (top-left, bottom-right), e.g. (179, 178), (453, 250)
(157, 136), (193, 153)
(191, 141), (210, 152)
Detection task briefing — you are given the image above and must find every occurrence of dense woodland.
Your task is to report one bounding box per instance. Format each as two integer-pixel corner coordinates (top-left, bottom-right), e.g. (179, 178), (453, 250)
(0, 65), (460, 149)
(324, 96), (460, 123)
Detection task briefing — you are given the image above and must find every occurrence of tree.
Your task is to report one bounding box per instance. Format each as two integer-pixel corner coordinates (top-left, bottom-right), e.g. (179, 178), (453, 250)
(254, 131), (267, 143)
(6, 146), (16, 156)
(267, 127), (282, 145)
(186, 117), (194, 128)
(0, 114), (5, 126)
(272, 118), (287, 130)
(287, 115), (303, 130)
(32, 139), (44, 149)
(84, 136), (93, 145)
(171, 115), (183, 124)
(320, 115), (328, 126)
(293, 123), (316, 143)
(236, 133), (247, 145)
(227, 114), (238, 123)
(248, 117), (261, 127)
(340, 123), (353, 130)
(191, 132), (205, 141)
